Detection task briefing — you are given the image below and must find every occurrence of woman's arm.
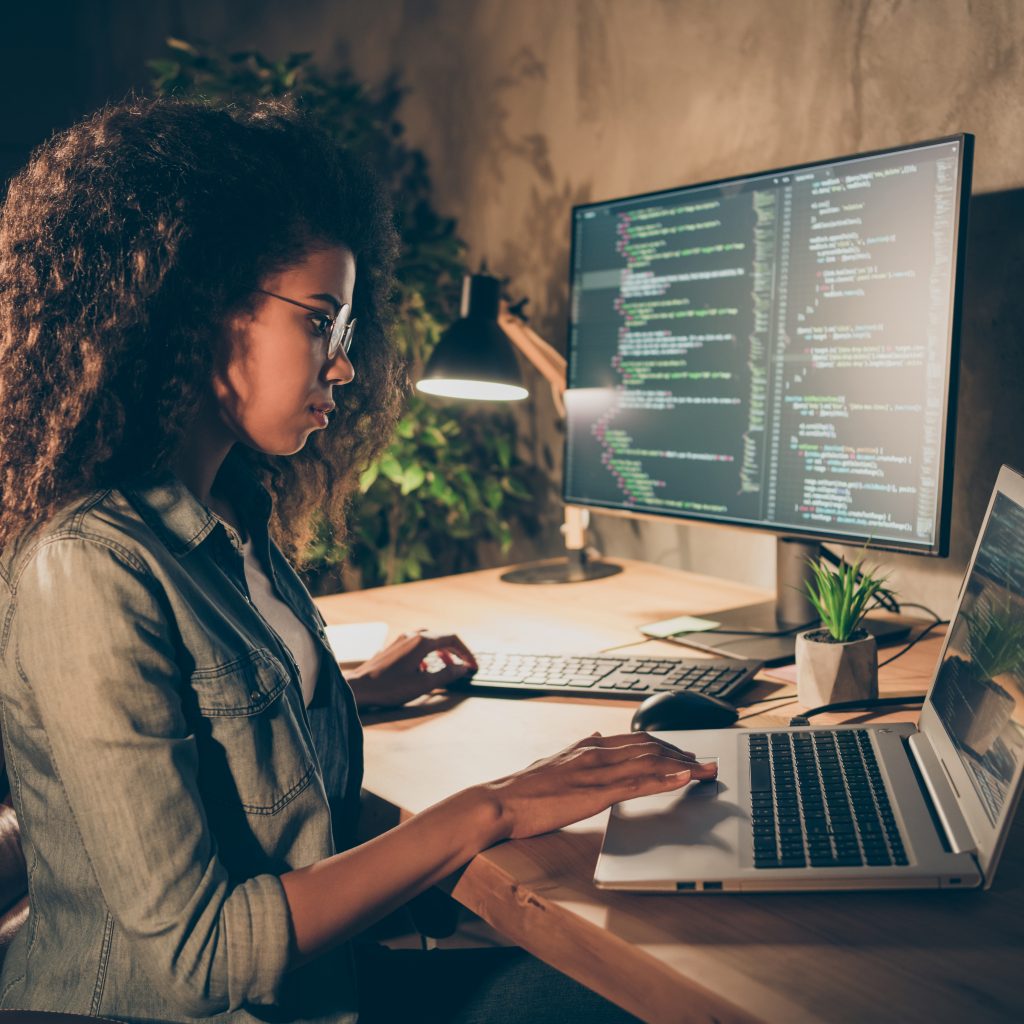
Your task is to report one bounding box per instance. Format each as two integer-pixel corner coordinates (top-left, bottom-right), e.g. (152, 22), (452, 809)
(282, 731), (713, 960)
(13, 538), (292, 1015)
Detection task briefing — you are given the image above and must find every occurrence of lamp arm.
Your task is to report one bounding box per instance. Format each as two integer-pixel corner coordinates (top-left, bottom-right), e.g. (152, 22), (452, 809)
(497, 306), (567, 416)
(496, 305), (595, 555)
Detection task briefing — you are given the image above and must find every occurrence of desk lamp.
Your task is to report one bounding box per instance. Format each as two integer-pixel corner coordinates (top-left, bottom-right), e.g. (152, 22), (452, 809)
(416, 271), (621, 584)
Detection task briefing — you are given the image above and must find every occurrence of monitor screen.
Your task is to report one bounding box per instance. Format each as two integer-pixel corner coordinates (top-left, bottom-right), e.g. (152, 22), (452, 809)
(564, 136), (972, 554)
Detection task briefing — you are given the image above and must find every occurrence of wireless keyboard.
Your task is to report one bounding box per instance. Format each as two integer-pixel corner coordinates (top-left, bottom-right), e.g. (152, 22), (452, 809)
(461, 651), (762, 701)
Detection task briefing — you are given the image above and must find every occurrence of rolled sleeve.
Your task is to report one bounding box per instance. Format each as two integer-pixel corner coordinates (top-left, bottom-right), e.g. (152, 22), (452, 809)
(13, 536), (293, 1014)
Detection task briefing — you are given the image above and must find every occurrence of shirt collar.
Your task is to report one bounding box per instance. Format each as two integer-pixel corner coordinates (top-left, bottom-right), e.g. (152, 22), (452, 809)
(123, 448), (273, 559)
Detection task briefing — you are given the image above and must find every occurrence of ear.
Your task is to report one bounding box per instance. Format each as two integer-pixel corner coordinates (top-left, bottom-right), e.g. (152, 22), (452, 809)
(213, 308), (253, 380)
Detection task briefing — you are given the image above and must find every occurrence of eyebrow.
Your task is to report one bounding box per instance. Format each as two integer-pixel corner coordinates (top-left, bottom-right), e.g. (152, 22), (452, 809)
(307, 292), (344, 314)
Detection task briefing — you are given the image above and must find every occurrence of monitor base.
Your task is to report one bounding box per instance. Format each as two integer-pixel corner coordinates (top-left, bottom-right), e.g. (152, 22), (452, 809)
(500, 556), (623, 585)
(677, 601), (912, 666)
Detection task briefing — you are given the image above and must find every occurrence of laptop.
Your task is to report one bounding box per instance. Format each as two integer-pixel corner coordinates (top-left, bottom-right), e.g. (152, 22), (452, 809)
(595, 464), (1024, 892)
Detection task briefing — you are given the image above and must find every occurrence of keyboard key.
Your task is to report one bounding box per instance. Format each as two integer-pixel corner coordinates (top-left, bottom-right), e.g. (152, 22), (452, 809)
(750, 759), (772, 792)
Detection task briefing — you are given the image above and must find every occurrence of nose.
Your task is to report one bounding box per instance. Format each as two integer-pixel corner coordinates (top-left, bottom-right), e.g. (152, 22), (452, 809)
(323, 348), (355, 386)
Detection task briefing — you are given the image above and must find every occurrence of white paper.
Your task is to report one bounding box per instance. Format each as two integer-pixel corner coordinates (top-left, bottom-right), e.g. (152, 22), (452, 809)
(325, 622), (389, 665)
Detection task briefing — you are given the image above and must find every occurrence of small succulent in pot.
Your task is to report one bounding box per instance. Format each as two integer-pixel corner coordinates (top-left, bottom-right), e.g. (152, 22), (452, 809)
(796, 554), (892, 707)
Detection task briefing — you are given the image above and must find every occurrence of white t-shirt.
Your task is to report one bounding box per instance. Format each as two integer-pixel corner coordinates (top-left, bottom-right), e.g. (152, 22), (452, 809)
(241, 537), (320, 707)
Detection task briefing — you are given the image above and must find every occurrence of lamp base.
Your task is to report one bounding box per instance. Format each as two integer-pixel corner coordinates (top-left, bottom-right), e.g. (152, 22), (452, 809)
(500, 553), (623, 585)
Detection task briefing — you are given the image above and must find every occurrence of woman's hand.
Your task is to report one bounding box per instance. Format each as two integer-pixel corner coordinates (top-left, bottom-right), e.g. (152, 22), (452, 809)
(346, 630), (477, 709)
(478, 731), (718, 841)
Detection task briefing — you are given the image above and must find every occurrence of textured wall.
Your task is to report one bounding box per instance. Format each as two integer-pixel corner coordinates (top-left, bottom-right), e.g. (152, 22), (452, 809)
(8, 0), (1024, 615)
(324, 0), (1024, 617)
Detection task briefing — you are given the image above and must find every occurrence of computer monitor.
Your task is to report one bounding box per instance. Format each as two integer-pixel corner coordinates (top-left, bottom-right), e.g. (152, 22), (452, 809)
(563, 134), (974, 663)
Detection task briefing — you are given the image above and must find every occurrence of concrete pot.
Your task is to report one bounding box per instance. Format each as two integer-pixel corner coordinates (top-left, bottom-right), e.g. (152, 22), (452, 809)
(796, 629), (878, 707)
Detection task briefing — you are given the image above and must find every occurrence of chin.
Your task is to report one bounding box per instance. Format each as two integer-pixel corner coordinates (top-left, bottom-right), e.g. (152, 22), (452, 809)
(245, 433), (311, 458)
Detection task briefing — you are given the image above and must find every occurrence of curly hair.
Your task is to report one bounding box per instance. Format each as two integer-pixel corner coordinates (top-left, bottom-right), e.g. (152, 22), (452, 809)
(0, 97), (404, 564)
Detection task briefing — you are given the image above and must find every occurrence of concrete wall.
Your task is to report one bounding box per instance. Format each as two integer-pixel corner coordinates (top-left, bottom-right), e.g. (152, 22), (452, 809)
(7, 0), (1024, 616)
(332, 0), (1024, 618)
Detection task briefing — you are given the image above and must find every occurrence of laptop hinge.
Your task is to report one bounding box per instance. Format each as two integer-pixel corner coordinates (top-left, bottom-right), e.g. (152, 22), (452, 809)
(907, 733), (975, 855)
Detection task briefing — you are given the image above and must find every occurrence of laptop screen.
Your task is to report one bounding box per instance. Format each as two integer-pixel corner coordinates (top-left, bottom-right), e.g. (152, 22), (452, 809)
(930, 490), (1024, 827)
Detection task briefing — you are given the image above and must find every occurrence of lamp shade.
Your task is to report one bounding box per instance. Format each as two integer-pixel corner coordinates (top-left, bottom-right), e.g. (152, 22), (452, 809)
(416, 273), (528, 401)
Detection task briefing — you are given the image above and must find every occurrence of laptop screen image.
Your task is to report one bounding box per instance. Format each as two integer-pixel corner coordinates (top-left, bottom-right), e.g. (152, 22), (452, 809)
(930, 490), (1024, 828)
(918, 466), (1024, 882)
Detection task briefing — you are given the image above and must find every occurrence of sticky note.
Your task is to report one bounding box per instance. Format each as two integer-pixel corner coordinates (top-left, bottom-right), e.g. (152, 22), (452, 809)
(639, 615), (721, 638)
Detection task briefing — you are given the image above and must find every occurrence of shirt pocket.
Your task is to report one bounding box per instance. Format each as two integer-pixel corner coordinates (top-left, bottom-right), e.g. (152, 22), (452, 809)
(189, 647), (318, 815)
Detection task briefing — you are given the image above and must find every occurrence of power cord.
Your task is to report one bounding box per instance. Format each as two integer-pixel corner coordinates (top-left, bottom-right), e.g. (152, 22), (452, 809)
(681, 620), (816, 638)
(789, 695), (925, 727)
(597, 638), (657, 655)
(737, 694), (802, 720)
(877, 617), (948, 668)
(653, 588), (925, 644)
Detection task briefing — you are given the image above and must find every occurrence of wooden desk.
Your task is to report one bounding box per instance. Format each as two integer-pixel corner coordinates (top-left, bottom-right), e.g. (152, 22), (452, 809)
(316, 559), (1024, 1024)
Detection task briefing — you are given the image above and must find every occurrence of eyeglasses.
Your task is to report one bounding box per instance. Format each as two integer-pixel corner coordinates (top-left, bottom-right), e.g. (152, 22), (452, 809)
(257, 289), (357, 359)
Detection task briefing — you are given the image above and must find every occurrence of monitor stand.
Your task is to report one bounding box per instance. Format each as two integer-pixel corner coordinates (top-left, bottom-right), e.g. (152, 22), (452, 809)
(501, 505), (622, 585)
(500, 548), (622, 584)
(679, 538), (912, 666)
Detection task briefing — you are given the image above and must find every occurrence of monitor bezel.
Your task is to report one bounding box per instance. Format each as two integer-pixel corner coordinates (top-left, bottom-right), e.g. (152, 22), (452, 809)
(562, 133), (974, 558)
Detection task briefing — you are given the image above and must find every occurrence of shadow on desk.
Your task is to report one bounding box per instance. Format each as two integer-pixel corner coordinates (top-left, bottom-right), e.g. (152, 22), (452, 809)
(360, 691), (469, 725)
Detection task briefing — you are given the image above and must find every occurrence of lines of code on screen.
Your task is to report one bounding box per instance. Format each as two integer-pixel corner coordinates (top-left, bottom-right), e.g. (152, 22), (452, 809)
(564, 141), (963, 549)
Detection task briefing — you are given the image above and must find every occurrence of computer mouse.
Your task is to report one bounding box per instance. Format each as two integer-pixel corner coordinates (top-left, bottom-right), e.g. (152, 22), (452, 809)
(630, 690), (739, 732)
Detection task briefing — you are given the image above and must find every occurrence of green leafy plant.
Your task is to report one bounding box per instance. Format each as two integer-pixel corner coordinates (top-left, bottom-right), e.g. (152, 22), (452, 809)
(148, 39), (539, 589)
(805, 555), (890, 643)
(962, 595), (1024, 680)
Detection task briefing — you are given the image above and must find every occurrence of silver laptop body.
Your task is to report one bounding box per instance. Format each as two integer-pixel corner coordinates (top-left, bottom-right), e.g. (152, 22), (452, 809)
(595, 465), (1024, 893)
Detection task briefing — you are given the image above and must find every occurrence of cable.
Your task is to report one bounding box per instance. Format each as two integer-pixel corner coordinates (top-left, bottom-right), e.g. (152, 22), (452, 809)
(702, 620), (815, 638)
(597, 639), (656, 655)
(789, 695), (925, 727)
(877, 618), (949, 668)
(737, 695), (801, 720)
(893, 602), (944, 622)
(653, 594), (937, 645)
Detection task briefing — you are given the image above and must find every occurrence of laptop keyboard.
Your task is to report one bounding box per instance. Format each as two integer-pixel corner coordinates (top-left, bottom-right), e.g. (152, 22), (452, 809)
(463, 652), (761, 701)
(748, 730), (908, 869)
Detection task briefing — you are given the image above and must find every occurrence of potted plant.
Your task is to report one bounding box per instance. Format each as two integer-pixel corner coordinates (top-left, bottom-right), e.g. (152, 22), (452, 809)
(796, 555), (891, 707)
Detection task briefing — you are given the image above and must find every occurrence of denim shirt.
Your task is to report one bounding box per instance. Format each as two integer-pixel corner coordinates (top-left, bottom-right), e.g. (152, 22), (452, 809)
(0, 452), (363, 1022)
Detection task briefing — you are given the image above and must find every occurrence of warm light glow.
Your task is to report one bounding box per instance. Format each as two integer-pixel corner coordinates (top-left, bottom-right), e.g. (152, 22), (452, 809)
(416, 378), (528, 401)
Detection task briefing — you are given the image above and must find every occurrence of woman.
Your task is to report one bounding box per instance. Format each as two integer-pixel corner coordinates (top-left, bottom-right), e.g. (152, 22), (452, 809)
(0, 99), (713, 1023)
